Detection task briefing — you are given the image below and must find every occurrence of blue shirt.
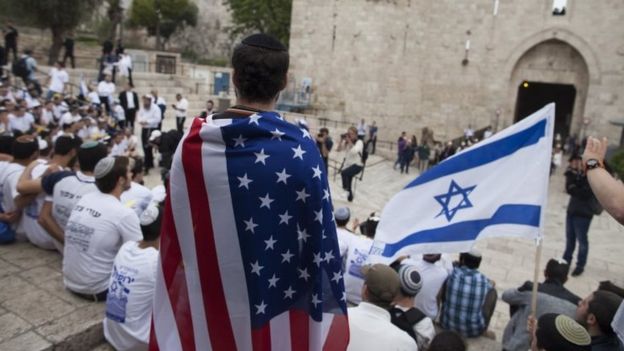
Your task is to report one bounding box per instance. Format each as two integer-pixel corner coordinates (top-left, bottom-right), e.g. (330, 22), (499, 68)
(440, 266), (493, 337)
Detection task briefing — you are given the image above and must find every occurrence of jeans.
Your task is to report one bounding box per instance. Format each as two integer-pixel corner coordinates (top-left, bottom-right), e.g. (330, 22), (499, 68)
(176, 117), (186, 133)
(341, 164), (363, 196)
(563, 213), (592, 269)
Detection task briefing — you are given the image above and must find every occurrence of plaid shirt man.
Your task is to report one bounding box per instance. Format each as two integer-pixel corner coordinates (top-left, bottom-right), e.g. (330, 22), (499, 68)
(440, 265), (493, 337)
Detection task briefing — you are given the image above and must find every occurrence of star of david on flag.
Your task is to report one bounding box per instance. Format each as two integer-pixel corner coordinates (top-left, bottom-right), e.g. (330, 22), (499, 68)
(370, 104), (555, 260)
(434, 180), (477, 221)
(150, 111), (349, 351)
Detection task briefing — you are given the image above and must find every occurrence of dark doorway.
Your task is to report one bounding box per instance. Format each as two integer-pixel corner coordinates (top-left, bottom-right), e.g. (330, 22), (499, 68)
(514, 81), (576, 138)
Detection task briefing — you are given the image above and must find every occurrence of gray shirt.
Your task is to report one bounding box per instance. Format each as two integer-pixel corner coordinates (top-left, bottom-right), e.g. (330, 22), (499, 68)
(501, 288), (577, 351)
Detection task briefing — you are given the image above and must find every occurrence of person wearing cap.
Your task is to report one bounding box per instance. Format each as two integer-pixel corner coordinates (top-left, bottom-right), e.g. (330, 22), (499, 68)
(501, 258), (581, 351)
(137, 95), (161, 173)
(46, 61), (69, 100)
(15, 136), (78, 251)
(347, 263), (417, 351)
(37, 141), (107, 247)
(63, 156), (142, 301)
(104, 202), (162, 351)
(404, 253), (452, 320)
(575, 290), (624, 350)
(148, 128), (182, 182)
(563, 154), (599, 277)
(0, 136), (40, 241)
(389, 264), (436, 350)
(439, 251), (497, 338)
(120, 157), (153, 218)
(531, 313), (591, 351)
(172, 93), (188, 133)
(8, 104), (35, 134)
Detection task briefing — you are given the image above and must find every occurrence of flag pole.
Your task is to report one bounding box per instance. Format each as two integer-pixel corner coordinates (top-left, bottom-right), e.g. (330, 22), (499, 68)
(530, 236), (543, 317)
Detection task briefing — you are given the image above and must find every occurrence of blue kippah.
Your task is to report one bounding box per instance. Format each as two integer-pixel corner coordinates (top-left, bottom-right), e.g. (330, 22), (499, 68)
(242, 33), (287, 51)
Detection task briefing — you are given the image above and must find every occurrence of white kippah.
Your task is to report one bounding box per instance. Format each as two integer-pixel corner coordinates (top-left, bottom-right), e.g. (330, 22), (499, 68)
(94, 157), (116, 179)
(140, 204), (160, 226)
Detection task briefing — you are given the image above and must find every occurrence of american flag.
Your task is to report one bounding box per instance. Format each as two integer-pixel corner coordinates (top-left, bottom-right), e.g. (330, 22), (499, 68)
(149, 111), (349, 351)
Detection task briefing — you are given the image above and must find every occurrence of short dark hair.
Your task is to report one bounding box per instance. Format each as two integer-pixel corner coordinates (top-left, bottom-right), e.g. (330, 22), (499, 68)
(336, 218), (349, 227)
(207, 99), (214, 104)
(12, 135), (38, 160)
(460, 252), (482, 269)
(95, 156), (129, 194)
(54, 136), (79, 156)
(130, 157), (143, 179)
(231, 37), (289, 103)
(544, 259), (570, 284)
(428, 331), (466, 351)
(0, 134), (15, 154)
(78, 143), (108, 172)
(588, 290), (623, 336)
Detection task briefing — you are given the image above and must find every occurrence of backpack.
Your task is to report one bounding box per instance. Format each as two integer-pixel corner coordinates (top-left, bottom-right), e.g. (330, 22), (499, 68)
(12, 57), (29, 79)
(389, 307), (429, 349)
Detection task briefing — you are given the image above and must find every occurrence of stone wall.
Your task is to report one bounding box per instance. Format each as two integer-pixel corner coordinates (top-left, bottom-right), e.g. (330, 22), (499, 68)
(288, 0), (624, 143)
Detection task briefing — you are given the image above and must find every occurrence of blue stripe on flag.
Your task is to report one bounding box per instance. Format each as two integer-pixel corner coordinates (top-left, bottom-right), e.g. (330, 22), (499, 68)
(406, 119), (547, 189)
(381, 204), (541, 257)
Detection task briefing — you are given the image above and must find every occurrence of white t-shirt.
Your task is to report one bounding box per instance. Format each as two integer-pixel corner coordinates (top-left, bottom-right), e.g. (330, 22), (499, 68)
(50, 171), (98, 230)
(344, 235), (374, 305)
(336, 226), (355, 261)
(120, 182), (153, 218)
(88, 91), (101, 105)
(97, 81), (116, 98)
(63, 191), (142, 294)
(404, 257), (452, 320)
(104, 241), (158, 351)
(41, 109), (54, 126)
(53, 102), (68, 121)
(174, 98), (188, 118)
(48, 67), (69, 93)
(137, 104), (162, 129)
(8, 113), (35, 133)
(110, 142), (127, 157)
(1, 163), (26, 237)
(114, 105), (126, 121)
(347, 302), (417, 351)
(392, 304), (436, 349)
(22, 161), (60, 250)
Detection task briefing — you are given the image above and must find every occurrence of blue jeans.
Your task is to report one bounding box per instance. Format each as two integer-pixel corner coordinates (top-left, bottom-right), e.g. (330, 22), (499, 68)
(563, 213), (592, 269)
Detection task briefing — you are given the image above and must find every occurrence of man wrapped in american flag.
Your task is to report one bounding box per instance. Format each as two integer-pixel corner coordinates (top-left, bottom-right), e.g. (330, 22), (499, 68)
(149, 34), (349, 351)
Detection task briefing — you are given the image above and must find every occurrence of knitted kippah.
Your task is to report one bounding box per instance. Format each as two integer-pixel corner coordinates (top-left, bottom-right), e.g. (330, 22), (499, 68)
(555, 315), (591, 346)
(140, 204), (160, 226)
(242, 33), (287, 51)
(81, 140), (99, 149)
(398, 265), (423, 296)
(94, 157), (115, 179)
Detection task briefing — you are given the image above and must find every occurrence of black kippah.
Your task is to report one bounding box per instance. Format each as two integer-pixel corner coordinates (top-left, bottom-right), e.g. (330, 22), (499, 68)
(242, 33), (287, 51)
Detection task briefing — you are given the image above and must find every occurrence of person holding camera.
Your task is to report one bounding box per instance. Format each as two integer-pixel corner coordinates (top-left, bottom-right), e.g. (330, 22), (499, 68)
(315, 127), (333, 171)
(340, 126), (364, 202)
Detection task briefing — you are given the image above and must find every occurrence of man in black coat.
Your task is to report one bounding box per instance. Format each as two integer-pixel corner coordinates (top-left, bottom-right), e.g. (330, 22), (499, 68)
(3, 22), (18, 62)
(562, 154), (598, 277)
(118, 82), (139, 129)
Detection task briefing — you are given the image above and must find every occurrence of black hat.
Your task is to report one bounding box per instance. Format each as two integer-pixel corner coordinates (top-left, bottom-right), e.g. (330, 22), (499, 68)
(242, 33), (287, 52)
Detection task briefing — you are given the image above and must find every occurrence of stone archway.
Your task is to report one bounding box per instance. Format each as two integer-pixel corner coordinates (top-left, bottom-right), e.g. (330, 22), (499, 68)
(508, 39), (590, 139)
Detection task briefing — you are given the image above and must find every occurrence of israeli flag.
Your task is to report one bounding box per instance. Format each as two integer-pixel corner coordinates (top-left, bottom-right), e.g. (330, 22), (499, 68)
(370, 103), (555, 260)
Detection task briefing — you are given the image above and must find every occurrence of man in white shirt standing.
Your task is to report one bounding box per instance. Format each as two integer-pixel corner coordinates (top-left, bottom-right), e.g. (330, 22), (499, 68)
(137, 95), (161, 173)
(46, 61), (69, 100)
(172, 93), (188, 133)
(63, 156), (142, 301)
(347, 264), (417, 351)
(97, 74), (116, 115)
(104, 203), (161, 351)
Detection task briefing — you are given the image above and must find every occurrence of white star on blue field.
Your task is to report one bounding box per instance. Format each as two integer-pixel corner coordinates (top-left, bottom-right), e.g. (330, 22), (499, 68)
(434, 180), (477, 221)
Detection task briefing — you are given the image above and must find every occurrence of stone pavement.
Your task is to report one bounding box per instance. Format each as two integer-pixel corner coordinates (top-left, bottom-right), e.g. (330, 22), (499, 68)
(2, 148), (623, 350)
